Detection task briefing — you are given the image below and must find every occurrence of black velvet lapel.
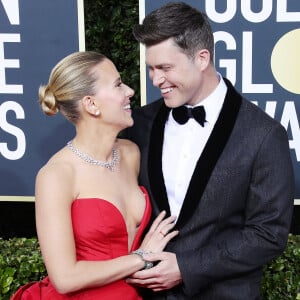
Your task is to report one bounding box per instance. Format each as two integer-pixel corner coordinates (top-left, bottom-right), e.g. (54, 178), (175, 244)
(147, 79), (242, 228)
(148, 103), (171, 215)
(175, 78), (242, 228)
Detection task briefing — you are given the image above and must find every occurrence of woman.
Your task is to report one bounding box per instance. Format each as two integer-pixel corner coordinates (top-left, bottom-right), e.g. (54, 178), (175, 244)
(12, 51), (178, 299)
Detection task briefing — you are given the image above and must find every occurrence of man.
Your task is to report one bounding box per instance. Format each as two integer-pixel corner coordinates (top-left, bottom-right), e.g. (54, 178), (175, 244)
(125, 2), (294, 299)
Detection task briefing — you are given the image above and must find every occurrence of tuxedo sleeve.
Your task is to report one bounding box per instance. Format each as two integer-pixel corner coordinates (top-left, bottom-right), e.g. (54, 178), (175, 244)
(176, 122), (294, 296)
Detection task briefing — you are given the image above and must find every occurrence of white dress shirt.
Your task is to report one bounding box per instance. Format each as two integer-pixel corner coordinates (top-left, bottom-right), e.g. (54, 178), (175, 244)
(162, 75), (227, 219)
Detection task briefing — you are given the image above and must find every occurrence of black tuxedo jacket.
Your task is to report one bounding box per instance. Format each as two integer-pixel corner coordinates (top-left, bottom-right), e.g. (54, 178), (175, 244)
(124, 78), (294, 299)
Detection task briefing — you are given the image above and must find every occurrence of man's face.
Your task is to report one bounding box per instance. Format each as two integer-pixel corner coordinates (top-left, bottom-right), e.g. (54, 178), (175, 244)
(146, 38), (204, 107)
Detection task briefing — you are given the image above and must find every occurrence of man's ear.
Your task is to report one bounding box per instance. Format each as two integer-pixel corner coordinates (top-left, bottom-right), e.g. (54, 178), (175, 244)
(195, 49), (211, 71)
(82, 96), (100, 116)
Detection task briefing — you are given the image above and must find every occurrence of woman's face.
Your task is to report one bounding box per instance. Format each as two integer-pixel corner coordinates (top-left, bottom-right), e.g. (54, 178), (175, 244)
(92, 59), (134, 129)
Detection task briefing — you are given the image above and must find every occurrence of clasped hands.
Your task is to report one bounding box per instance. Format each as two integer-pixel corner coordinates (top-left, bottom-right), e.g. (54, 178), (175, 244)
(128, 211), (183, 291)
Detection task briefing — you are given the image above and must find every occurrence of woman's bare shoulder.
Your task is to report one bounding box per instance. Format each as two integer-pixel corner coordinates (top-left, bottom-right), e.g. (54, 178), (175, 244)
(117, 138), (140, 174)
(35, 147), (76, 192)
(117, 138), (140, 156)
(34, 147), (79, 208)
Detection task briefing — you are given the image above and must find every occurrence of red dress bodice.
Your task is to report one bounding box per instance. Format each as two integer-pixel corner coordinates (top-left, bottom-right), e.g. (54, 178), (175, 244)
(11, 186), (151, 300)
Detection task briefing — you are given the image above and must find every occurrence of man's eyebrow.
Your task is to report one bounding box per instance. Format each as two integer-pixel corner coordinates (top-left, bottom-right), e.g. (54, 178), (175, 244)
(146, 63), (172, 68)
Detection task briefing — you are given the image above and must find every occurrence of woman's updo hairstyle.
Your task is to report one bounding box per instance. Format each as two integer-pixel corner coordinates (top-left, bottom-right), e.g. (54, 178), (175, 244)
(39, 51), (106, 123)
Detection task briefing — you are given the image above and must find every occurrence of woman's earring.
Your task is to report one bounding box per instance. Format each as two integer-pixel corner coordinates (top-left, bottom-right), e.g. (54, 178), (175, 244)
(95, 110), (100, 116)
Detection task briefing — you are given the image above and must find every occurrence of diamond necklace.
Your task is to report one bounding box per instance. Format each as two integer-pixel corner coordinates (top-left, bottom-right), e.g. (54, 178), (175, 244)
(66, 140), (118, 171)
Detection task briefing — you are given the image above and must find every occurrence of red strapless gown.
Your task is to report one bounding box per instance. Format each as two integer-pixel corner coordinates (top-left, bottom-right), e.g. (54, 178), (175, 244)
(11, 186), (151, 300)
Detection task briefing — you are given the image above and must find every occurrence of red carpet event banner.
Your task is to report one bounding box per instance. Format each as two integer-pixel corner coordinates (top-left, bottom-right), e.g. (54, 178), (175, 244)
(140, 0), (300, 202)
(0, 0), (84, 199)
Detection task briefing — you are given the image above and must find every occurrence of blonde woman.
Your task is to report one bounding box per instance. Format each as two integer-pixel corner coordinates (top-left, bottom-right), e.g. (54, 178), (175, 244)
(12, 51), (178, 300)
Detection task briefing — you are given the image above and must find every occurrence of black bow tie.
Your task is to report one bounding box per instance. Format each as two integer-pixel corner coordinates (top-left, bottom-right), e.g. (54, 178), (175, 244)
(172, 105), (206, 126)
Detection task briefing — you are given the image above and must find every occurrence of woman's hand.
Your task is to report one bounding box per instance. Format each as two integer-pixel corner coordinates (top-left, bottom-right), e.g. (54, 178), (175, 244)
(139, 211), (179, 253)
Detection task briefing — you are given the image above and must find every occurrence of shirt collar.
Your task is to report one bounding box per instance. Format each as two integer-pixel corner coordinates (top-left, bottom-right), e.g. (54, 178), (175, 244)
(168, 74), (227, 125)
(189, 74), (227, 124)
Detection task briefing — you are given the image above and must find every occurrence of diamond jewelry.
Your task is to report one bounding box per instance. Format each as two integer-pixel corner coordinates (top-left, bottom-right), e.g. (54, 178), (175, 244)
(131, 249), (154, 269)
(66, 140), (118, 171)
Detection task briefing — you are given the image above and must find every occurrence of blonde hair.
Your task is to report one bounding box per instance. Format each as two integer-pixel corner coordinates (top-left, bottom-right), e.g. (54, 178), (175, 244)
(39, 51), (106, 123)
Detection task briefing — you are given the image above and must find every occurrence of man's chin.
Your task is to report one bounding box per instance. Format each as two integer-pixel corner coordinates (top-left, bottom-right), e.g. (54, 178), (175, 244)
(163, 98), (182, 109)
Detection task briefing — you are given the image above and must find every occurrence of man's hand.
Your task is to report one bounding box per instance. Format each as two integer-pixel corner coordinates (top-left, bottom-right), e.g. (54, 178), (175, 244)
(127, 252), (182, 291)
